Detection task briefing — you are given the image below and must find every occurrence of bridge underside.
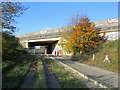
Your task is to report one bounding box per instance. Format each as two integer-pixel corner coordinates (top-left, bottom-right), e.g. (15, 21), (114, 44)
(28, 40), (58, 54)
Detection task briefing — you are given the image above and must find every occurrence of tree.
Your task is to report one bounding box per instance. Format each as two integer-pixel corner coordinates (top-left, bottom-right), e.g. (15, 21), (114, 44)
(58, 12), (82, 51)
(2, 31), (21, 61)
(1, 2), (28, 61)
(59, 13), (105, 54)
(1, 2), (27, 32)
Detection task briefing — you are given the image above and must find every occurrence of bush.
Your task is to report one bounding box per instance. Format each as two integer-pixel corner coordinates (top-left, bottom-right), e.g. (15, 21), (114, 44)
(2, 31), (28, 61)
(71, 39), (118, 62)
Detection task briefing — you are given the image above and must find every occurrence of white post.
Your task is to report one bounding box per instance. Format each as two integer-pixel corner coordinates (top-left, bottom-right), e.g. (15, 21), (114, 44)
(34, 49), (35, 54)
(103, 55), (110, 63)
(45, 49), (47, 54)
(80, 51), (82, 54)
(93, 54), (95, 60)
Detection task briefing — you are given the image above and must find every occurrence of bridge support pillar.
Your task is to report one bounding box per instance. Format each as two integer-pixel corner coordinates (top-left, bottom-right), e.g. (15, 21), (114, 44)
(20, 40), (28, 48)
(45, 49), (47, 54)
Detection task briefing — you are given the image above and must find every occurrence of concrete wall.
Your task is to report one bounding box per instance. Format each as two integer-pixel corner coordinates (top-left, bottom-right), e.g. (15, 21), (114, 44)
(104, 31), (120, 41)
(20, 40), (28, 48)
(52, 31), (119, 56)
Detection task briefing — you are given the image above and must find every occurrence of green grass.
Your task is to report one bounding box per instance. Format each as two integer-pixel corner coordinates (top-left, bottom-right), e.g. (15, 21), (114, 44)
(61, 55), (71, 59)
(2, 61), (15, 69)
(2, 53), (33, 70)
(31, 56), (47, 88)
(82, 39), (118, 73)
(45, 57), (86, 88)
(2, 58), (33, 88)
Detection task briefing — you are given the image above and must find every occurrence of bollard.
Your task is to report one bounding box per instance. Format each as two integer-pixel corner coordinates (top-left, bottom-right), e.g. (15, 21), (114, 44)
(103, 55), (110, 63)
(93, 54), (95, 60)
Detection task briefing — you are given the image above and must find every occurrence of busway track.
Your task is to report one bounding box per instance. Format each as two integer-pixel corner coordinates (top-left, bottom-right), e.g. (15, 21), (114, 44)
(41, 54), (62, 89)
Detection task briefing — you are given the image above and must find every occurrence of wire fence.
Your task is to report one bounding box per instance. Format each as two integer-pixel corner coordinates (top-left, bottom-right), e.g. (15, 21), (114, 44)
(26, 49), (47, 54)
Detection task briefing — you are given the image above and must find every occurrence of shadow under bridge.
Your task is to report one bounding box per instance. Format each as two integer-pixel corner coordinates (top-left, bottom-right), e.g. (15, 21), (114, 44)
(28, 39), (58, 54)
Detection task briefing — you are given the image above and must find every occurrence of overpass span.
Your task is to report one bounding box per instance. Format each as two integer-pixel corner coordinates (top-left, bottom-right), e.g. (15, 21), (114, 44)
(15, 18), (119, 55)
(16, 18), (118, 40)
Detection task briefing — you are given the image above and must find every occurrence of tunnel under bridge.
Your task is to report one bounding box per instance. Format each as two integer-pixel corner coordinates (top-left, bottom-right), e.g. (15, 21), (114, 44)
(25, 37), (60, 54)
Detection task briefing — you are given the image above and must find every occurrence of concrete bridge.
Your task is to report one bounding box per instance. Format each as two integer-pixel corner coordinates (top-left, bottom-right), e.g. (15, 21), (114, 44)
(15, 18), (119, 55)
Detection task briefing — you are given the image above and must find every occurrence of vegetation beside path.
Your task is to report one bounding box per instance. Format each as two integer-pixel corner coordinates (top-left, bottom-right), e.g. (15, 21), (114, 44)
(31, 55), (47, 88)
(3, 54), (47, 89)
(2, 57), (33, 88)
(62, 39), (119, 73)
(45, 56), (86, 88)
(82, 39), (118, 73)
(2, 53), (33, 71)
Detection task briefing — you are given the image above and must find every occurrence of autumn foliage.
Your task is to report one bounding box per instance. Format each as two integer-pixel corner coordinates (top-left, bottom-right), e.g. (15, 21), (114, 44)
(60, 17), (105, 53)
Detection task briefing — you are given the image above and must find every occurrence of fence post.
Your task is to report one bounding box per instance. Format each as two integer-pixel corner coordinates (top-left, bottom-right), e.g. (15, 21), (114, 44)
(34, 49), (35, 54)
(45, 49), (47, 54)
(93, 54), (95, 60)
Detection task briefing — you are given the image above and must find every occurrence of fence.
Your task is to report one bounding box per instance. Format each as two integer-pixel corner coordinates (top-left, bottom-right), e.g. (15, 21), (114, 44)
(26, 49), (47, 54)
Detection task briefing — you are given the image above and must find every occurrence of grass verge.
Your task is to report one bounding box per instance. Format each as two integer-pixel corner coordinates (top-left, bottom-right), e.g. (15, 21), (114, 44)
(2, 53), (33, 70)
(2, 58), (33, 88)
(80, 40), (118, 73)
(63, 39), (119, 73)
(31, 55), (47, 88)
(45, 57), (86, 88)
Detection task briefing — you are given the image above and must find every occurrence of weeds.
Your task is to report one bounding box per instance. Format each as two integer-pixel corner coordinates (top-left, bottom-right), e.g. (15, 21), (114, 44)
(31, 56), (47, 88)
(45, 57), (86, 88)
(2, 59), (32, 88)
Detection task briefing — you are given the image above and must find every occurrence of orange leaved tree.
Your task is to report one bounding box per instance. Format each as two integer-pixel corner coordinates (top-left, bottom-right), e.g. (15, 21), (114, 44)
(60, 16), (105, 54)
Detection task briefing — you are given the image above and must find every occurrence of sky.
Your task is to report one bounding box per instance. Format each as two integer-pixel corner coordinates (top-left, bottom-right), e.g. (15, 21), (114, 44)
(14, 2), (118, 35)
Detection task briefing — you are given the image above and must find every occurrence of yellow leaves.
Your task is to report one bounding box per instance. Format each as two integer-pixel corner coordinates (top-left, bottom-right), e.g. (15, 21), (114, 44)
(96, 42), (101, 45)
(102, 32), (106, 37)
(85, 45), (88, 47)
(100, 40), (103, 43)
(94, 45), (97, 48)
(59, 16), (106, 53)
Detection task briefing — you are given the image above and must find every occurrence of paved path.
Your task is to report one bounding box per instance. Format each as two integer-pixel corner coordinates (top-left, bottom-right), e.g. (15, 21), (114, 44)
(50, 55), (119, 88)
